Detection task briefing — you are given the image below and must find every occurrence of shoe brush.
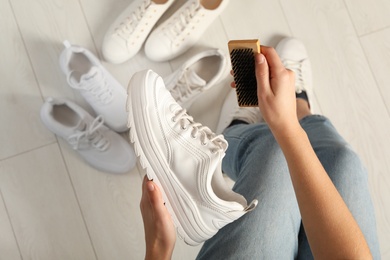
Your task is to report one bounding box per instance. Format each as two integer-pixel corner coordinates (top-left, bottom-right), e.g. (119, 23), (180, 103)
(228, 39), (260, 107)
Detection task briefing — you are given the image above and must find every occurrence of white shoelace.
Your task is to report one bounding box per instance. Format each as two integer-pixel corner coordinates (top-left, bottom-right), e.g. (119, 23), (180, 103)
(282, 59), (309, 93)
(172, 108), (227, 153)
(68, 69), (113, 104)
(68, 116), (110, 151)
(169, 70), (203, 104)
(115, 0), (151, 39)
(168, 1), (200, 39)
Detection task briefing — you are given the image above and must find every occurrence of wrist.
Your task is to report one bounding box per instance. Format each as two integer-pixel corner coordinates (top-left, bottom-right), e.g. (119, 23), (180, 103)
(270, 120), (303, 142)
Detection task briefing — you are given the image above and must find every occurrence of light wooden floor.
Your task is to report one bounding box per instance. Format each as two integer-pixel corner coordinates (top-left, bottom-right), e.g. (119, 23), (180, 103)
(1, 0), (389, 259)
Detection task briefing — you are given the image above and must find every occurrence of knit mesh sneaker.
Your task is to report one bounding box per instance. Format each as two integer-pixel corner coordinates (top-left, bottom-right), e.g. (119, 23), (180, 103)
(164, 49), (229, 109)
(40, 98), (136, 174)
(59, 41), (128, 132)
(275, 37), (314, 112)
(216, 88), (262, 134)
(127, 69), (257, 246)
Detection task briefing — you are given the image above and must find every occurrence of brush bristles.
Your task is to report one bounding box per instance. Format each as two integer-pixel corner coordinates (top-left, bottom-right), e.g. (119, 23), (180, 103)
(230, 48), (258, 107)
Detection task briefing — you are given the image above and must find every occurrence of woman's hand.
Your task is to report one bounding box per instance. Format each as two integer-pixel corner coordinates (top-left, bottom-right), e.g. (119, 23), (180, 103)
(230, 46), (298, 134)
(255, 46), (299, 134)
(140, 175), (176, 260)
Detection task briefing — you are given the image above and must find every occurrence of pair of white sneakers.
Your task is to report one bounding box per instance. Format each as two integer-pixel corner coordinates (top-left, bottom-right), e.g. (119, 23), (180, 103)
(40, 41), (136, 174)
(102, 0), (229, 63)
(127, 37), (313, 245)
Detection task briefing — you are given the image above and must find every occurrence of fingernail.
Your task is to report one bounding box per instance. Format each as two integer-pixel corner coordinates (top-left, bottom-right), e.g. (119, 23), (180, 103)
(256, 54), (265, 64)
(147, 182), (154, 191)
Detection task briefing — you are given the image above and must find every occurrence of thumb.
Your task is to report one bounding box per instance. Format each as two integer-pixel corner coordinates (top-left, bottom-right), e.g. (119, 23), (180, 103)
(146, 181), (169, 216)
(255, 53), (271, 98)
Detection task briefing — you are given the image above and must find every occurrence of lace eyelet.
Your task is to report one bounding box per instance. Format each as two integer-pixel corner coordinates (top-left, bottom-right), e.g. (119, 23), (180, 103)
(201, 142), (207, 146)
(180, 125), (187, 130)
(190, 134), (196, 139)
(171, 117), (176, 122)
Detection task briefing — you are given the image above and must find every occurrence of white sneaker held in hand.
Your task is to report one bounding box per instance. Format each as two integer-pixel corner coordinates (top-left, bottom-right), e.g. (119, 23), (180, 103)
(145, 0), (229, 61)
(40, 97), (136, 174)
(164, 49), (229, 109)
(59, 41), (128, 132)
(127, 69), (257, 246)
(102, 0), (175, 64)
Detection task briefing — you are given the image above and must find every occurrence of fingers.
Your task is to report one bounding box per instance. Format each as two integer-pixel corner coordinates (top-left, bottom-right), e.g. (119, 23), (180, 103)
(231, 46), (286, 94)
(230, 70), (236, 88)
(255, 52), (271, 97)
(140, 175), (149, 213)
(260, 46), (285, 75)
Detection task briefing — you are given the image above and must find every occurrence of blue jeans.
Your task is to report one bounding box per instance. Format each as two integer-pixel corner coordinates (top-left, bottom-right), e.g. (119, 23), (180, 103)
(197, 115), (380, 259)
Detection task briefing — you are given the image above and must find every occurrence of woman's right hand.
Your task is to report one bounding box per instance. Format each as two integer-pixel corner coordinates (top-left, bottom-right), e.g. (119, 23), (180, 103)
(254, 46), (299, 134)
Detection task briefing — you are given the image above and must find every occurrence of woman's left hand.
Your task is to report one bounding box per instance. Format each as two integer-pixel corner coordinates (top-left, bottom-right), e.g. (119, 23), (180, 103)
(140, 175), (176, 260)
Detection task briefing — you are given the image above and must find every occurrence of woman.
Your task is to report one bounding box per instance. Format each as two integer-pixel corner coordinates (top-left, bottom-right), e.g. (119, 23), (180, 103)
(139, 38), (380, 259)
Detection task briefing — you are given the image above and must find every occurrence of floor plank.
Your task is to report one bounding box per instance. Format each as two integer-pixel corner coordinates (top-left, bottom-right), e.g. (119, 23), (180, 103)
(0, 191), (21, 260)
(0, 144), (96, 259)
(0, 0), (55, 160)
(345, 0), (390, 36)
(220, 0), (291, 46)
(58, 137), (146, 259)
(360, 28), (390, 116)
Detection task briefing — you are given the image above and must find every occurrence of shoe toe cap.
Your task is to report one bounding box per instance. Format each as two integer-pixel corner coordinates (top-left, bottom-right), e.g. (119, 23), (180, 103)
(102, 35), (137, 64)
(145, 32), (175, 62)
(276, 37), (308, 61)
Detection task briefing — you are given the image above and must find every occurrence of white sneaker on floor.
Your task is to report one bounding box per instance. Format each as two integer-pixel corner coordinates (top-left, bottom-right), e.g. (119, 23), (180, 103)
(127, 69), (257, 246)
(275, 37), (314, 112)
(216, 88), (262, 134)
(145, 0), (229, 61)
(164, 49), (229, 109)
(59, 41), (128, 132)
(102, 0), (175, 64)
(40, 98), (136, 174)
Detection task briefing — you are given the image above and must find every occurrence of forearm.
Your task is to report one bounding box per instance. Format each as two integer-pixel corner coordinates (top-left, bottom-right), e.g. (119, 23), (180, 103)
(272, 123), (372, 259)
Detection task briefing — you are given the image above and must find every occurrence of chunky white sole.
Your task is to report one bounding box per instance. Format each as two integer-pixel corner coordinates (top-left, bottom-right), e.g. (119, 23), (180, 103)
(126, 70), (215, 246)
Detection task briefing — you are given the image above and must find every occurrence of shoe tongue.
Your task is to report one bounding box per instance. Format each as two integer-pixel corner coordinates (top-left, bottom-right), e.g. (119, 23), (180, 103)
(73, 120), (87, 132)
(184, 69), (206, 89)
(69, 66), (101, 87)
(80, 66), (101, 82)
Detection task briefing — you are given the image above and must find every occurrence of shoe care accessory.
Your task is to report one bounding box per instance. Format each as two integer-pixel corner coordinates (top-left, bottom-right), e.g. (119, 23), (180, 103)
(228, 39), (260, 107)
